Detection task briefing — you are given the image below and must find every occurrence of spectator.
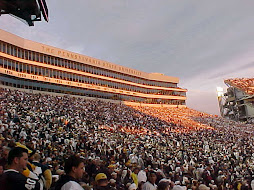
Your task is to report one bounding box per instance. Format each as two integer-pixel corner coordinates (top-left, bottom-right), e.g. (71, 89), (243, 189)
(31, 153), (52, 190)
(0, 147), (41, 190)
(55, 155), (84, 190)
(94, 172), (114, 190)
(142, 171), (157, 190)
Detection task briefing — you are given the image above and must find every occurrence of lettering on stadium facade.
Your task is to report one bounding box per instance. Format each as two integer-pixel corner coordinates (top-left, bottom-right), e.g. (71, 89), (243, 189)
(41, 46), (142, 76)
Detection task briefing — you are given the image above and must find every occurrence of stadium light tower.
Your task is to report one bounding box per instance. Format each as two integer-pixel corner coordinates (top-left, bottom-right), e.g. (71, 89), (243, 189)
(217, 87), (225, 117)
(0, 0), (48, 26)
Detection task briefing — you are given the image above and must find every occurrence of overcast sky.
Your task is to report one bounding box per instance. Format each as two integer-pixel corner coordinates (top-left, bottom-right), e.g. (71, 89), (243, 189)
(1, 0), (254, 115)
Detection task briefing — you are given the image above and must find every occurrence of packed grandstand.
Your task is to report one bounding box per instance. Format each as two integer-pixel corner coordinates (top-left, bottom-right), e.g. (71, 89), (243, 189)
(1, 1), (254, 190)
(0, 87), (254, 190)
(225, 78), (254, 96)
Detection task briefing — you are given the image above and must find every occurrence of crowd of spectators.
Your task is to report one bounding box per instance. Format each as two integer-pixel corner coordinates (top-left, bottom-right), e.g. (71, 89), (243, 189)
(0, 87), (254, 190)
(225, 78), (254, 95)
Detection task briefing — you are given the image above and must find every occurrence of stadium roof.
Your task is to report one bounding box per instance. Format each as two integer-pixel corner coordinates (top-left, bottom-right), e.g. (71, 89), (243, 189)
(224, 78), (254, 95)
(0, 0), (48, 26)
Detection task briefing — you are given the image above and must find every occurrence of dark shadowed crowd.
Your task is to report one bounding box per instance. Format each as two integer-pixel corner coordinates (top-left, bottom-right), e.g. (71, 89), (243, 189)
(0, 88), (254, 190)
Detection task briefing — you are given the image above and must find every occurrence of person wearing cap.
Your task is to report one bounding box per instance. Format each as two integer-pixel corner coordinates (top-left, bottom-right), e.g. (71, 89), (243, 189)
(55, 155), (85, 190)
(0, 147), (41, 190)
(94, 173), (114, 190)
(16, 143), (41, 183)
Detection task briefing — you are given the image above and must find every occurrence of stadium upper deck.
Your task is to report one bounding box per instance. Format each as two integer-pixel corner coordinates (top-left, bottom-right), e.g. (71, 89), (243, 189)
(225, 78), (254, 96)
(0, 29), (187, 106)
(219, 78), (254, 122)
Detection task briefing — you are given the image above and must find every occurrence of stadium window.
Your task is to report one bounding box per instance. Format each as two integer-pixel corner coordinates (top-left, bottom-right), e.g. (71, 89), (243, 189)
(15, 62), (18, 71)
(87, 66), (91, 73)
(23, 50), (27, 60)
(62, 60), (66, 68)
(12, 46), (16, 56)
(31, 51), (34, 61)
(62, 72), (66, 79)
(27, 51), (31, 60)
(34, 67), (38, 75)
(55, 58), (58, 66)
(58, 59), (62, 67)
(2, 43), (6, 53)
(48, 69), (52, 78)
(71, 62), (75, 70)
(26, 65), (31, 74)
(30, 66), (34, 74)
(38, 67), (42, 75)
(90, 67), (93, 74)
(20, 50), (24, 59)
(6, 44), (10, 54)
(23, 64), (27, 73)
(43, 55), (47, 63)
(34, 53), (38, 62)
(0, 58), (2, 67)
(68, 61), (72, 69)
(52, 70), (56, 78)
(17, 48), (21, 58)
(50, 56), (53, 65)
(54, 57), (57, 65)
(58, 71), (61, 79)
(41, 68), (45, 76)
(61, 71), (65, 79)
(7, 60), (11, 69)
(3, 59), (7, 68)
(45, 68), (49, 77)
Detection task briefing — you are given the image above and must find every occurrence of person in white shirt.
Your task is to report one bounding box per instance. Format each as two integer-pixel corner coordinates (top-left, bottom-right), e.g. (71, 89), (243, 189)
(142, 171), (157, 190)
(55, 155), (84, 190)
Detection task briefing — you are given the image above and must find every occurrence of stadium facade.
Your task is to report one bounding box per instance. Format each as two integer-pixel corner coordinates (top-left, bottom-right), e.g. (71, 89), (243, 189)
(218, 78), (254, 122)
(0, 29), (187, 107)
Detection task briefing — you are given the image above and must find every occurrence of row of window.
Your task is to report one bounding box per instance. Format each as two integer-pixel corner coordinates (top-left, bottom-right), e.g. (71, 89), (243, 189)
(0, 40), (179, 88)
(0, 74), (185, 105)
(0, 58), (186, 97)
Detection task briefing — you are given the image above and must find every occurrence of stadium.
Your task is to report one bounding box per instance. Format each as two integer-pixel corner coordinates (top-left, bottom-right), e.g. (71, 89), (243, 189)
(218, 78), (254, 123)
(0, 29), (187, 107)
(0, 1), (254, 190)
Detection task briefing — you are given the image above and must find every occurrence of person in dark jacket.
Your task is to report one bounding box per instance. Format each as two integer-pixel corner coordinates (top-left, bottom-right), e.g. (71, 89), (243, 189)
(55, 155), (84, 190)
(0, 147), (41, 190)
